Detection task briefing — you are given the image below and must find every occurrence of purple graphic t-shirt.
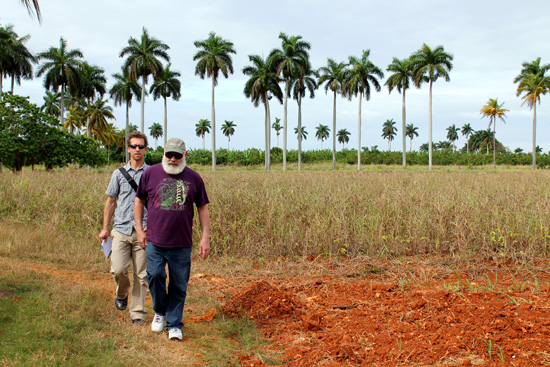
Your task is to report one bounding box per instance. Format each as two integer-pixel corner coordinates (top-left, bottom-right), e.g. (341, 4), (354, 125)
(136, 164), (209, 248)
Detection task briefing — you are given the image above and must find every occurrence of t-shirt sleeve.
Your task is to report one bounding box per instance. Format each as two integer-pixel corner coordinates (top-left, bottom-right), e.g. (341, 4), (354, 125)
(105, 171), (120, 198)
(135, 171), (148, 200)
(194, 175), (209, 207)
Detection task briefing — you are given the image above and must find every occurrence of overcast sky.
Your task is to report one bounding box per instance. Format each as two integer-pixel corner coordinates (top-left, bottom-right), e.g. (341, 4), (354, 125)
(2, 0), (550, 153)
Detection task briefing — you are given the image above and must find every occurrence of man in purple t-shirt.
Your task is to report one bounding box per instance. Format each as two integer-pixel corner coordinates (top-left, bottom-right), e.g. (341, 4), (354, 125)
(134, 137), (210, 341)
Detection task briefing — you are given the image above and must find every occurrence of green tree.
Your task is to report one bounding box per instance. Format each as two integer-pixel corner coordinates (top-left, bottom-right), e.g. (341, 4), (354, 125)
(411, 43), (453, 170)
(150, 62), (181, 147)
(461, 123), (474, 154)
(446, 124), (460, 152)
(85, 98), (116, 142)
(195, 119), (211, 150)
(0, 93), (101, 171)
(73, 62), (106, 139)
(36, 37), (83, 128)
(294, 126), (308, 141)
(343, 50), (384, 170)
(480, 98), (508, 169)
(514, 147), (524, 154)
(381, 118), (398, 151)
(272, 117), (282, 148)
(120, 27), (170, 133)
(40, 90), (60, 117)
(0, 24), (35, 95)
(110, 66), (141, 162)
(470, 129), (496, 154)
(242, 54), (283, 170)
(405, 123), (419, 152)
(514, 57), (550, 169)
(149, 122), (163, 149)
(315, 124), (330, 149)
(318, 58), (347, 170)
(385, 57), (413, 166)
(193, 32), (236, 171)
(268, 33), (311, 171)
(221, 120), (237, 150)
(337, 128), (350, 149)
(290, 60), (317, 170)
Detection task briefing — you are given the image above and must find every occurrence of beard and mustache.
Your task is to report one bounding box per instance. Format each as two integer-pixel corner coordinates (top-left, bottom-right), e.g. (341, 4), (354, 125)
(162, 154), (186, 175)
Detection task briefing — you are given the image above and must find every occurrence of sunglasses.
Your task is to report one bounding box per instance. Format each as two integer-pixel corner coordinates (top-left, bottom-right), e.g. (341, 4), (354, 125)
(165, 152), (183, 160)
(128, 144), (146, 149)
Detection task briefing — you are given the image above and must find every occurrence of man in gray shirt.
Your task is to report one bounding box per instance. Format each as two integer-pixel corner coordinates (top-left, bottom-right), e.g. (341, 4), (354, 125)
(99, 131), (149, 325)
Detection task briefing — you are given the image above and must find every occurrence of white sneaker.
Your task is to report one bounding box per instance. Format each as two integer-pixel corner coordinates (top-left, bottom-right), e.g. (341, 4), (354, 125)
(168, 328), (182, 341)
(151, 314), (165, 332)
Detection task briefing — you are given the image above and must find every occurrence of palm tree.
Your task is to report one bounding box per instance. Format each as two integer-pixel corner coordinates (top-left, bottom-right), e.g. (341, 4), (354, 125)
(149, 122), (163, 149)
(36, 37), (83, 128)
(337, 129), (350, 149)
(461, 123), (474, 154)
(514, 57), (550, 170)
(385, 57), (413, 166)
(295, 126), (308, 141)
(193, 32), (236, 172)
(41, 90), (60, 116)
(342, 50), (384, 170)
(0, 25), (35, 96)
(315, 124), (330, 149)
(150, 62), (181, 147)
(85, 98), (116, 141)
(381, 119), (398, 151)
(19, 0), (41, 22)
(269, 33), (311, 171)
(120, 27), (170, 133)
(318, 58), (347, 170)
(73, 62), (106, 139)
(446, 124), (460, 152)
(290, 60), (317, 170)
(110, 67), (141, 162)
(64, 104), (84, 134)
(410, 44), (454, 170)
(221, 120), (237, 150)
(480, 98), (508, 169)
(405, 123), (419, 152)
(195, 119), (211, 150)
(272, 117), (282, 148)
(470, 129), (495, 154)
(242, 54), (283, 170)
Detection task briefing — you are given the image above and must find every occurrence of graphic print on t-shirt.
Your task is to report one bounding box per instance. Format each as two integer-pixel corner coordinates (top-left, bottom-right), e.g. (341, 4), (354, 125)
(154, 177), (189, 211)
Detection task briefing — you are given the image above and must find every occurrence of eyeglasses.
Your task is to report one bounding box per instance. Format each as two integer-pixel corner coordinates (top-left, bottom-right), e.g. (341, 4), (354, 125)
(128, 144), (146, 149)
(165, 152), (183, 160)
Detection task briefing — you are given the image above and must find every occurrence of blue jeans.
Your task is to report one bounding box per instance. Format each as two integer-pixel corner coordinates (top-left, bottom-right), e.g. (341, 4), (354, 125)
(145, 243), (192, 330)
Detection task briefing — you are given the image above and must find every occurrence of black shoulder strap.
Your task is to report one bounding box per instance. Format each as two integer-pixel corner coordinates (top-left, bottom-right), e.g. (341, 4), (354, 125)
(118, 167), (138, 191)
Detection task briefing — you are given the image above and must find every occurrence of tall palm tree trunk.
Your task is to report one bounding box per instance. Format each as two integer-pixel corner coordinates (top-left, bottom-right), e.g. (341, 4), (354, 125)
(357, 92), (362, 171)
(332, 90), (337, 171)
(140, 78), (145, 133)
(533, 101), (537, 170)
(125, 102), (130, 162)
(428, 81), (433, 171)
(283, 79), (289, 171)
(163, 96), (168, 147)
(298, 97), (302, 171)
(211, 77), (216, 172)
(60, 85), (65, 130)
(401, 90), (406, 167)
(267, 99), (271, 170)
(493, 116), (497, 169)
(202, 135), (205, 150)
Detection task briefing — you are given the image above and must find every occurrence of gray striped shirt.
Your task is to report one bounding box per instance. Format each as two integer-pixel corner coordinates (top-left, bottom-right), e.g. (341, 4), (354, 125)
(105, 162), (148, 236)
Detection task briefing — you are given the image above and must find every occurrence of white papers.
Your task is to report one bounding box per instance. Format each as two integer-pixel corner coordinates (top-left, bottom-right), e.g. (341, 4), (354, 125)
(101, 237), (112, 259)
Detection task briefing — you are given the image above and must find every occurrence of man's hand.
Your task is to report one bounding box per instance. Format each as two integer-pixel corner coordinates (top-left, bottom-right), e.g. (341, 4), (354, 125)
(199, 237), (210, 260)
(98, 229), (109, 242)
(137, 229), (147, 249)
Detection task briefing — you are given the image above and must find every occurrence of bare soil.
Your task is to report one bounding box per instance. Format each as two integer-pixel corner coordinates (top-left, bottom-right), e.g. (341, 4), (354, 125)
(8, 256), (550, 366)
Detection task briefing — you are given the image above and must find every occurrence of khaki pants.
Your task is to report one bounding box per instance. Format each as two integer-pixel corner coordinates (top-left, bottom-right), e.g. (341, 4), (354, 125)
(111, 229), (148, 320)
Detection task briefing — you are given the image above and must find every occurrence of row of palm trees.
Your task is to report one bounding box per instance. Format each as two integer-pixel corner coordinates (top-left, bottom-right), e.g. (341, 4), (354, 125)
(2, 20), (548, 171)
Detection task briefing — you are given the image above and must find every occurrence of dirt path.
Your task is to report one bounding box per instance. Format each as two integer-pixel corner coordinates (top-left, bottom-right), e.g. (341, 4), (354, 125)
(5, 257), (550, 366)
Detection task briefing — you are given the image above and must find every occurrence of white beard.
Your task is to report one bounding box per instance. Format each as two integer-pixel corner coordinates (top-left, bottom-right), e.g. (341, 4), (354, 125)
(162, 155), (186, 175)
